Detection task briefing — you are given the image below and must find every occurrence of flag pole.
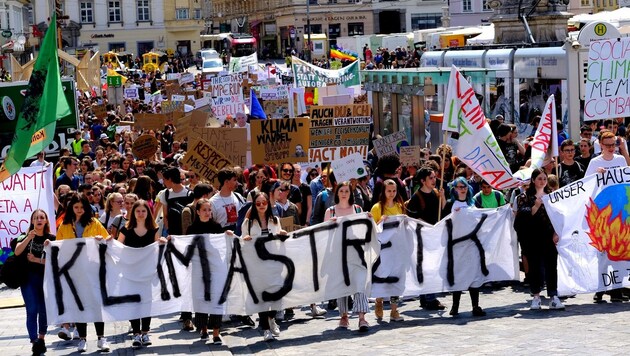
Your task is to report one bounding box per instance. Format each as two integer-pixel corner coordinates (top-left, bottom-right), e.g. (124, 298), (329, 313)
(437, 131), (447, 221)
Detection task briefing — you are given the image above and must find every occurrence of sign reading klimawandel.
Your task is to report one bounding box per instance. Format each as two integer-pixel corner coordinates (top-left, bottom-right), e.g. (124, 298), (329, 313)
(292, 56), (360, 87)
(44, 209), (517, 323)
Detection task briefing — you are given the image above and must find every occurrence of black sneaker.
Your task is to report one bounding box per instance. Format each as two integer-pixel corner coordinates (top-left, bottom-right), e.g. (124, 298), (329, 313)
(213, 336), (223, 345)
(327, 300), (337, 310)
(472, 306), (486, 317)
(241, 316), (255, 327)
(424, 299), (446, 310)
(32, 339), (46, 356)
(200, 330), (209, 340)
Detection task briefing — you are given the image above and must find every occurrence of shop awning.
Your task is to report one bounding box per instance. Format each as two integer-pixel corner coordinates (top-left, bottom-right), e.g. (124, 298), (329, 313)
(250, 20), (262, 28)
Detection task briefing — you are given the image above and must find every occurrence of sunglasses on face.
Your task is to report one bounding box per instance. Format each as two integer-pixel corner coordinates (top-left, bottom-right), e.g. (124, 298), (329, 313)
(282, 169), (294, 173)
(255, 201), (268, 207)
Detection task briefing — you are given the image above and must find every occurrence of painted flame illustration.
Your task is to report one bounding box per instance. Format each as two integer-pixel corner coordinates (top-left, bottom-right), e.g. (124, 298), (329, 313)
(586, 198), (630, 261)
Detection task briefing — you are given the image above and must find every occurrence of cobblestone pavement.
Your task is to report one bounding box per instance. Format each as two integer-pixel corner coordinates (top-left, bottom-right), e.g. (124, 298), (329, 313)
(1, 280), (628, 355)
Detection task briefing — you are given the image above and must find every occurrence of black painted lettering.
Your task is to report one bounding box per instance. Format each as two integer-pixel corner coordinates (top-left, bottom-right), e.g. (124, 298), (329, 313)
(254, 234), (295, 301)
(415, 224), (424, 284)
(341, 218), (372, 286)
(167, 236), (212, 301)
(292, 223), (338, 292)
(445, 214), (489, 286)
(372, 220), (399, 284)
(98, 243), (141, 305)
(50, 243), (86, 315)
(219, 238), (258, 304)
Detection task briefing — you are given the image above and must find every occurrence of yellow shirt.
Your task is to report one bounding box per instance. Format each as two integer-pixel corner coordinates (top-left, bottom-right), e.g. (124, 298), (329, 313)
(371, 202), (404, 224)
(56, 218), (110, 240)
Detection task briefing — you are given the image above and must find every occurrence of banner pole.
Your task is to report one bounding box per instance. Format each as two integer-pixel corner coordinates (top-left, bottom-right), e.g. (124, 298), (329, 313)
(438, 131), (447, 221)
(554, 155), (559, 178)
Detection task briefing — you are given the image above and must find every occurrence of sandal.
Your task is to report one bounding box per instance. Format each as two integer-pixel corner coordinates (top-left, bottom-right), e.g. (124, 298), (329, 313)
(358, 319), (369, 332)
(338, 315), (349, 329)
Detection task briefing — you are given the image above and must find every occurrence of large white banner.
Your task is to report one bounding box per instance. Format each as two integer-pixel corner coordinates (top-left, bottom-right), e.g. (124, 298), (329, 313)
(584, 38), (630, 121)
(0, 166), (55, 249)
(443, 66), (523, 190)
(44, 210), (517, 324)
(229, 53), (258, 73)
(544, 167), (630, 295)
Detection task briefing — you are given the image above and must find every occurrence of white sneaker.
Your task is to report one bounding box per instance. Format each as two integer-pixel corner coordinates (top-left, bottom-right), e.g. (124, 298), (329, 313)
(549, 296), (566, 310)
(269, 318), (280, 337)
(71, 327), (80, 340)
(530, 296), (542, 310)
(141, 334), (152, 346)
(311, 305), (327, 317)
(132, 334), (142, 349)
(77, 339), (87, 352)
(275, 310), (285, 320)
(97, 337), (110, 352)
(57, 327), (72, 341)
(263, 329), (275, 342)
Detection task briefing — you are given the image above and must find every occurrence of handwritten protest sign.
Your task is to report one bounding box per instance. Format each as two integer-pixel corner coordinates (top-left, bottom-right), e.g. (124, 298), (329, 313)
(161, 100), (183, 114)
(92, 104), (107, 119)
(43, 209), (516, 323)
(211, 94), (245, 120)
(123, 88), (138, 99)
(373, 130), (409, 157)
(544, 167), (630, 295)
(190, 127), (247, 167)
(134, 113), (168, 131)
(292, 56), (360, 87)
(263, 99), (289, 119)
(443, 66), (522, 190)
(182, 137), (233, 185)
(258, 85), (290, 100)
(330, 152), (367, 182)
(399, 146), (422, 167)
(205, 73), (244, 97)
(179, 72), (195, 85)
(0, 166), (55, 249)
(308, 105), (371, 163)
(132, 134), (159, 160)
(584, 38), (630, 121)
(250, 118), (310, 164)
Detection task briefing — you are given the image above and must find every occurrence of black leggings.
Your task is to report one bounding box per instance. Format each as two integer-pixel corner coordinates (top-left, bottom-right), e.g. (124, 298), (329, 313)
(130, 317), (151, 334)
(526, 240), (558, 297)
(258, 311), (275, 331)
(452, 288), (480, 308)
(76, 322), (104, 338)
(193, 313), (222, 330)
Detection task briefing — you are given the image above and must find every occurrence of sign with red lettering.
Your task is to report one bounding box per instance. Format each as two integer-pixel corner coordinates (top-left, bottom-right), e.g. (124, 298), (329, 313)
(308, 105), (371, 163)
(0, 166), (55, 251)
(181, 138), (233, 185)
(443, 66), (523, 190)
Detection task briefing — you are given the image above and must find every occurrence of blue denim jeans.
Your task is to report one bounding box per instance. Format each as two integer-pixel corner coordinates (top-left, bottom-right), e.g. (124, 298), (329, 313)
(20, 271), (47, 342)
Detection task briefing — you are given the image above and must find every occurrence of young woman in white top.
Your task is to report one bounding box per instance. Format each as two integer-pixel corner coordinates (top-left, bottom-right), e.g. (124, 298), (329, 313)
(323, 181), (370, 332)
(241, 192), (288, 342)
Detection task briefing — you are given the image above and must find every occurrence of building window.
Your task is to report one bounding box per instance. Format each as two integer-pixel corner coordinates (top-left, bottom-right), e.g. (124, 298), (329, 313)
(328, 0), (337, 3)
(328, 23), (340, 38)
(306, 24), (322, 34)
(176, 8), (189, 19)
(194, 8), (201, 19)
(137, 0), (150, 21)
(108, 1), (121, 22)
(482, 0), (492, 11)
(309, 0), (318, 4)
(411, 13), (442, 30)
(580, 0), (590, 5)
(462, 0), (472, 12)
(80, 1), (93, 23)
(348, 22), (364, 36)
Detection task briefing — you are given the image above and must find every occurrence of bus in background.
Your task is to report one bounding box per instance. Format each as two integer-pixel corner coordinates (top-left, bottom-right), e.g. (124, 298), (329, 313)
(200, 33), (257, 58)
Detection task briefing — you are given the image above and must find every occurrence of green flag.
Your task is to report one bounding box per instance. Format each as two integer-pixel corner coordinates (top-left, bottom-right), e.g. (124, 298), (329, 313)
(0, 13), (70, 183)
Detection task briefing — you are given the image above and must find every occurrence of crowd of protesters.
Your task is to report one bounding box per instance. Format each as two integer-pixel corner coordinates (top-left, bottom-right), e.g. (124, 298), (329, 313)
(9, 63), (630, 354)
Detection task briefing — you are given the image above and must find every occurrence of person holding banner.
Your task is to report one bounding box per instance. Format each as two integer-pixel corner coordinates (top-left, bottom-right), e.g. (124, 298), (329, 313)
(15, 210), (56, 356)
(186, 198), (225, 345)
(370, 179), (405, 322)
(443, 177), (486, 317)
(324, 182), (371, 332)
(117, 199), (162, 349)
(241, 192), (288, 342)
(100, 192), (125, 231)
(56, 193), (111, 352)
(515, 169), (564, 310)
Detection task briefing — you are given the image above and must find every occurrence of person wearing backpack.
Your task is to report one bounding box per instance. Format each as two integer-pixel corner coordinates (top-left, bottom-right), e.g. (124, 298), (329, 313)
(181, 184), (214, 235)
(472, 180), (506, 209)
(404, 166), (447, 311)
(210, 167), (246, 232)
(310, 170), (337, 225)
(157, 167), (195, 330)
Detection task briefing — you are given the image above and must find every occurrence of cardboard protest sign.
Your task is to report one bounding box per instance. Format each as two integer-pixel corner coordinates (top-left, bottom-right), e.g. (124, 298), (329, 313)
(584, 38), (630, 121)
(0, 166), (55, 249)
(250, 118), (310, 164)
(399, 146), (423, 167)
(116, 125), (132, 134)
(132, 134), (159, 160)
(182, 137), (233, 185)
(308, 104), (371, 163)
(292, 56), (360, 87)
(190, 127), (247, 167)
(258, 85), (289, 100)
(134, 113), (168, 131)
(330, 152), (367, 183)
(279, 217), (302, 233)
(92, 104), (107, 119)
(263, 99), (289, 119)
(373, 130), (409, 157)
(173, 113), (191, 141)
(179, 72), (195, 85)
(442, 66), (522, 190)
(161, 100), (183, 114)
